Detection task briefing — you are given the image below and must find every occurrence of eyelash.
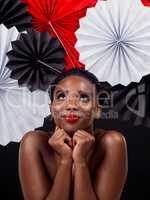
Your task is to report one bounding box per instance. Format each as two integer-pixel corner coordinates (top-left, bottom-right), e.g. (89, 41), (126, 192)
(80, 93), (90, 102)
(56, 92), (66, 100)
(56, 92), (90, 102)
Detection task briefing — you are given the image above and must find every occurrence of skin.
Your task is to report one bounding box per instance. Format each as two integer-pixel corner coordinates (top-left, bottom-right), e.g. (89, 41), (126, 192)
(19, 75), (128, 200)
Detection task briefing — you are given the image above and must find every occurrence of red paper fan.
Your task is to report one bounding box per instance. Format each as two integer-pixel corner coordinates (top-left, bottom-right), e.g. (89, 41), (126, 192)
(22, 0), (98, 70)
(141, 0), (150, 7)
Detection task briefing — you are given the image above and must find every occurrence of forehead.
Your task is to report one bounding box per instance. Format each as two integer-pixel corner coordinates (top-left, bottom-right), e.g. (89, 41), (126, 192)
(54, 75), (96, 92)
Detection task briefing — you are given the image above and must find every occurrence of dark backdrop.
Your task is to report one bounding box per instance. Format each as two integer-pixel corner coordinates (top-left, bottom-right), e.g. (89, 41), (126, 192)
(0, 120), (150, 200)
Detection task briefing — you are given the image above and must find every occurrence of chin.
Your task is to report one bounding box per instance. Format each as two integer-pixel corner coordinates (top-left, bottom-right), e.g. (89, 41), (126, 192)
(63, 127), (78, 136)
(58, 120), (91, 135)
(60, 123), (80, 136)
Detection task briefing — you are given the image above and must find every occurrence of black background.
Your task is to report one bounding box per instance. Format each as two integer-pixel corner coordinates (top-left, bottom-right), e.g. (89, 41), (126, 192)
(0, 120), (150, 200)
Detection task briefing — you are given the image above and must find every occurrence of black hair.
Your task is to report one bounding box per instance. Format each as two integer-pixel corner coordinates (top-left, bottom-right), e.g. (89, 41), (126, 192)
(48, 68), (102, 102)
(36, 69), (110, 133)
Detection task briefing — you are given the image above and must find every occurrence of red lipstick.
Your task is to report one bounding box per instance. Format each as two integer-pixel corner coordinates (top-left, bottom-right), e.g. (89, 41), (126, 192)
(64, 114), (80, 123)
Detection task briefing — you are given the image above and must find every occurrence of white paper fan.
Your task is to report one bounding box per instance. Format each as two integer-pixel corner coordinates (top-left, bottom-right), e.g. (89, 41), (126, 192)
(0, 25), (50, 146)
(75, 0), (150, 86)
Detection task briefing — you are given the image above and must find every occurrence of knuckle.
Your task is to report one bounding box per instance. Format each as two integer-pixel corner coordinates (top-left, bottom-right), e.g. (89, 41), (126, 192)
(51, 141), (57, 146)
(80, 141), (84, 145)
(48, 139), (51, 144)
(91, 137), (95, 142)
(74, 131), (79, 135)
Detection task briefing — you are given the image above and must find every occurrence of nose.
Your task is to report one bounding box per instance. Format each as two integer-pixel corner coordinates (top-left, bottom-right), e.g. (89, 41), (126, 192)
(66, 95), (79, 111)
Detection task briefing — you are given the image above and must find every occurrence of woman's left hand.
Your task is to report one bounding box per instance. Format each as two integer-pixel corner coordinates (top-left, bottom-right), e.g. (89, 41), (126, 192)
(72, 130), (95, 164)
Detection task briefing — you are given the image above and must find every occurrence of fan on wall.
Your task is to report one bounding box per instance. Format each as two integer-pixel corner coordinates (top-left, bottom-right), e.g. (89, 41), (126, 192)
(6, 28), (66, 92)
(112, 74), (150, 127)
(0, 25), (51, 146)
(0, 0), (31, 31)
(96, 74), (150, 128)
(22, 0), (99, 69)
(75, 0), (150, 86)
(141, 0), (150, 7)
(75, 0), (150, 127)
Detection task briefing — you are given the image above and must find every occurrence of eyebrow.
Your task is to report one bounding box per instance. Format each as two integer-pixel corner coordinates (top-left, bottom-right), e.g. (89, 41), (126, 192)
(55, 89), (93, 96)
(78, 90), (93, 96)
(55, 90), (64, 95)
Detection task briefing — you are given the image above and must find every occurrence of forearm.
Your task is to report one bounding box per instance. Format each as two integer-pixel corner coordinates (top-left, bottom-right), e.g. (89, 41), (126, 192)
(74, 161), (98, 200)
(46, 159), (72, 200)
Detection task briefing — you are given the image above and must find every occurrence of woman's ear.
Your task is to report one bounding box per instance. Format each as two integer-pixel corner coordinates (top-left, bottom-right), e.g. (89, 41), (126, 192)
(94, 105), (101, 119)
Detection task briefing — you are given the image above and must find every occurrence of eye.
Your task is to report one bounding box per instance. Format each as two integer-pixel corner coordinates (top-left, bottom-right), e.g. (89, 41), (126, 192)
(80, 93), (90, 102)
(56, 92), (66, 101)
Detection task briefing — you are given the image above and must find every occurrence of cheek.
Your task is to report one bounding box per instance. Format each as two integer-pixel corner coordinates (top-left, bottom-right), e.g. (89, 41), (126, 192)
(51, 103), (63, 119)
(80, 103), (95, 119)
(51, 101), (95, 121)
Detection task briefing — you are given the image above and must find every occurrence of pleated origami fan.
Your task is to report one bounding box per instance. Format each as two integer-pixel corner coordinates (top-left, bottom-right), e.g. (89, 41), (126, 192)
(97, 75), (150, 128)
(0, 25), (50, 146)
(0, 0), (31, 31)
(141, 0), (150, 7)
(22, 0), (98, 69)
(6, 28), (65, 92)
(75, 0), (150, 86)
(112, 74), (150, 127)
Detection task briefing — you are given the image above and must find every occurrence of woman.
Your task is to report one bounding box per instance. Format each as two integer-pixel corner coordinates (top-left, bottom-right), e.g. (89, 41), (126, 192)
(19, 68), (128, 200)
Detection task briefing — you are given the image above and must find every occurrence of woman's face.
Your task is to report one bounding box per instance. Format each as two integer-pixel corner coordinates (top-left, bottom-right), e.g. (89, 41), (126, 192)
(50, 75), (101, 136)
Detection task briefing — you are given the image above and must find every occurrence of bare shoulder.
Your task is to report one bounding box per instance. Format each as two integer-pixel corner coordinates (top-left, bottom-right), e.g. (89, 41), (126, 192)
(102, 130), (126, 145)
(20, 130), (52, 151)
(95, 129), (127, 154)
(93, 130), (128, 200)
(102, 130), (126, 148)
(19, 131), (54, 200)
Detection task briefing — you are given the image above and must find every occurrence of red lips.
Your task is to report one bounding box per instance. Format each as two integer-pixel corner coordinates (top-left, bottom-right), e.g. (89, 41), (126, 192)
(64, 114), (80, 122)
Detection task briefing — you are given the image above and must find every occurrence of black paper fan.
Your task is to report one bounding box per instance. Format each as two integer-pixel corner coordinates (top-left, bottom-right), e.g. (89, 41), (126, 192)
(0, 0), (31, 31)
(113, 74), (150, 127)
(6, 28), (66, 91)
(99, 75), (150, 128)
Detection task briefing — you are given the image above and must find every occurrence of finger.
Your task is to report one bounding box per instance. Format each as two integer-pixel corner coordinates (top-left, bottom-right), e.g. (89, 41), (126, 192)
(73, 133), (94, 145)
(58, 134), (72, 143)
(77, 131), (95, 143)
(75, 130), (93, 139)
(73, 134), (86, 141)
(73, 134), (84, 146)
(53, 128), (70, 139)
(53, 127), (62, 136)
(82, 130), (95, 137)
(74, 131), (87, 138)
(60, 128), (68, 135)
(55, 132), (71, 140)
(79, 129), (90, 135)
(77, 130), (90, 136)
(60, 129), (72, 141)
(54, 126), (60, 134)
(52, 129), (64, 139)
(55, 126), (59, 131)
(49, 130), (71, 146)
(72, 139), (76, 147)
(72, 135), (78, 146)
(54, 128), (68, 136)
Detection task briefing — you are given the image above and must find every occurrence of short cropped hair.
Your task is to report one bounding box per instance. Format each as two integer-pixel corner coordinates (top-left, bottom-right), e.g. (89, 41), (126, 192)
(48, 68), (102, 102)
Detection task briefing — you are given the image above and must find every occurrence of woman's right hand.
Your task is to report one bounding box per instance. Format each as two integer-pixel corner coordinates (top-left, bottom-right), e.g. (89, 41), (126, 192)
(48, 127), (73, 161)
